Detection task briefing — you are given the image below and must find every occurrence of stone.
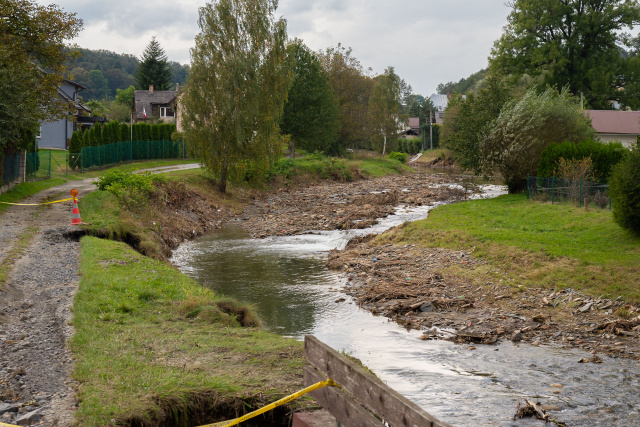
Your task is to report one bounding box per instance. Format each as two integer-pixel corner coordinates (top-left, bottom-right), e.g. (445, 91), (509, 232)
(0, 403), (19, 416)
(579, 302), (593, 313)
(511, 330), (522, 342)
(419, 302), (433, 312)
(15, 409), (42, 426)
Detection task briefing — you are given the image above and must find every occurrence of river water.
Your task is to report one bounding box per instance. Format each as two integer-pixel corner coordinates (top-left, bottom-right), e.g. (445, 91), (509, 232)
(171, 183), (640, 427)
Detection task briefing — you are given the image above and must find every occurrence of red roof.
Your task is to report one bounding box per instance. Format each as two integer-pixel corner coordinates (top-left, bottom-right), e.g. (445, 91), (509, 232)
(584, 110), (640, 135)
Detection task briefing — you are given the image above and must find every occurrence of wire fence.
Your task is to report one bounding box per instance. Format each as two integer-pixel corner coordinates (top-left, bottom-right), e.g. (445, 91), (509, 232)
(527, 175), (611, 209)
(74, 139), (187, 171)
(1, 154), (21, 187)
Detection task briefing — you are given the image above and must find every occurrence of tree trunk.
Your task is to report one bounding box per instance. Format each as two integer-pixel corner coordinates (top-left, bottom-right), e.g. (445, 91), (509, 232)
(382, 134), (387, 155)
(218, 159), (228, 193)
(290, 134), (296, 159)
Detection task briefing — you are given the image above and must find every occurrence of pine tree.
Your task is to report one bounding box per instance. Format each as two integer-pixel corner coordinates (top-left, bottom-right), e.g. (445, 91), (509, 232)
(135, 37), (173, 91)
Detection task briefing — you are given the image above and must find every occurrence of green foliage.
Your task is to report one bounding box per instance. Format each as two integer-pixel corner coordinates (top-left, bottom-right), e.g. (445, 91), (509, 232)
(483, 87), (595, 192)
(119, 123), (129, 142)
(281, 40), (340, 157)
(135, 37), (173, 91)
(265, 158), (295, 180)
(419, 123), (440, 149)
(0, 0), (82, 156)
(397, 139), (422, 155)
(95, 169), (162, 199)
(441, 74), (512, 174)
(387, 151), (408, 163)
(490, 0), (640, 109)
(88, 70), (109, 99)
(318, 44), (376, 151)
(437, 69), (489, 95)
(609, 145), (640, 235)
(115, 85), (136, 106)
(183, 0), (289, 193)
(68, 130), (83, 168)
(368, 67), (410, 154)
(538, 139), (627, 182)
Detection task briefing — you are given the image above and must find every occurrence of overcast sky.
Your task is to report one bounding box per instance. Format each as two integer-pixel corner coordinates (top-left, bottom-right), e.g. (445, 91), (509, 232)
(37, 0), (512, 96)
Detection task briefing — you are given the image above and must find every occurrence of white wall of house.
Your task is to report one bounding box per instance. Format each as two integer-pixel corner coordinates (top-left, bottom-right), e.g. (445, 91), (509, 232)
(597, 133), (637, 148)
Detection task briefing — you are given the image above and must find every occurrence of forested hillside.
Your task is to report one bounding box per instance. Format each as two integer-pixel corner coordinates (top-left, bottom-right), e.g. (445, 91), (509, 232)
(67, 48), (189, 101)
(437, 68), (488, 95)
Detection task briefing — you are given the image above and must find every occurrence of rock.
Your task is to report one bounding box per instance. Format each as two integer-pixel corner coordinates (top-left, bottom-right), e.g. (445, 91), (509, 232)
(579, 302), (593, 313)
(511, 330), (522, 342)
(578, 358), (590, 363)
(532, 313), (547, 323)
(550, 383), (564, 388)
(15, 409), (42, 426)
(0, 403), (19, 416)
(419, 302), (433, 312)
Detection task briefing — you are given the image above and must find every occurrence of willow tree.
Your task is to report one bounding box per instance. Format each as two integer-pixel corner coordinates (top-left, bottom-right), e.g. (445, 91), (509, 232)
(182, 0), (288, 193)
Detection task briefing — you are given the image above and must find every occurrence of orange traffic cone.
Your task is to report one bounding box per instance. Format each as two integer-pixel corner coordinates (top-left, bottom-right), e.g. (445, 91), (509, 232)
(71, 188), (81, 225)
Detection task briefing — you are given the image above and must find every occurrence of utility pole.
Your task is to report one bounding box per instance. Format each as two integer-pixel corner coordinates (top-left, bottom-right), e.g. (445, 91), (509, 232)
(429, 108), (433, 151)
(580, 92), (584, 110)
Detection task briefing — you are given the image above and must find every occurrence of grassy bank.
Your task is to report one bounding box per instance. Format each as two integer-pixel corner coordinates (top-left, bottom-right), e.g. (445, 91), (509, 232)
(380, 194), (640, 302)
(0, 178), (67, 213)
(72, 237), (308, 426)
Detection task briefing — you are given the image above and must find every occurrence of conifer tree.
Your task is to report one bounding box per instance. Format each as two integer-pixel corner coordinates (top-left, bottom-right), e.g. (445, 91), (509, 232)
(135, 37), (173, 91)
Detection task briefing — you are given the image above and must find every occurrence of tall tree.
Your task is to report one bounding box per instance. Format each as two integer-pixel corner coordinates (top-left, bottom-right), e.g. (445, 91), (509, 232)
(135, 37), (173, 91)
(318, 44), (375, 151)
(0, 0), (82, 155)
(182, 0), (289, 193)
(281, 40), (339, 157)
(490, 0), (640, 109)
(367, 67), (410, 154)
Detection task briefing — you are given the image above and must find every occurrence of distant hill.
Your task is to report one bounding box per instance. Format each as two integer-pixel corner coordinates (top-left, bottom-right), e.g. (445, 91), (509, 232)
(66, 48), (189, 101)
(437, 68), (487, 95)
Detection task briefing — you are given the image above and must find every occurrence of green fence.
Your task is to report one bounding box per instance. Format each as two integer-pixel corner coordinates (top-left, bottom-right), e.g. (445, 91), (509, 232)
(527, 175), (611, 209)
(2, 154), (21, 187)
(75, 140), (187, 171)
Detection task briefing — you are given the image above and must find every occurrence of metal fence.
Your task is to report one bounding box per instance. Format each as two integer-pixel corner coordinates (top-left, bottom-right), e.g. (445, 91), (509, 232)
(1, 154), (21, 187)
(527, 175), (611, 209)
(75, 140), (187, 171)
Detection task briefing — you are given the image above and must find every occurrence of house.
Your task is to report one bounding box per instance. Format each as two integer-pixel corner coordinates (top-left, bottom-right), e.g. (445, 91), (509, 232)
(38, 79), (92, 150)
(133, 85), (179, 123)
(429, 93), (452, 125)
(400, 117), (421, 138)
(584, 110), (640, 148)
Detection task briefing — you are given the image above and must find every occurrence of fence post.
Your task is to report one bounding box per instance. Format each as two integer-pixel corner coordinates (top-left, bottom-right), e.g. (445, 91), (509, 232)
(579, 179), (582, 207)
(551, 176), (555, 204)
(48, 149), (52, 178)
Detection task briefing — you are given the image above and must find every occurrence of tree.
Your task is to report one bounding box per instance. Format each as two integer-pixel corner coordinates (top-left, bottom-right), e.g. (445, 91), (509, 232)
(87, 70), (110, 99)
(368, 67), (410, 154)
(490, 0), (640, 108)
(609, 145), (640, 235)
(135, 37), (173, 91)
(182, 0), (289, 193)
(482, 87), (595, 192)
(441, 74), (512, 173)
(281, 40), (339, 157)
(318, 44), (375, 151)
(0, 0), (82, 155)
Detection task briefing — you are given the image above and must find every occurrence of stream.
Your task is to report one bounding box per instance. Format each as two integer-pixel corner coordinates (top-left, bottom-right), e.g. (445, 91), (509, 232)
(171, 183), (640, 426)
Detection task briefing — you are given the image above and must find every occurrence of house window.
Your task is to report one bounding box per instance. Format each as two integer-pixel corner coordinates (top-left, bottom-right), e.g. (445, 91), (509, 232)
(37, 126), (42, 139)
(160, 107), (174, 118)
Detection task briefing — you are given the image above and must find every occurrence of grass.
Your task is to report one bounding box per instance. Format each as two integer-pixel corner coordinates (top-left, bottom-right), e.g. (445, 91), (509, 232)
(73, 237), (307, 426)
(355, 157), (413, 177)
(0, 179), (67, 213)
(380, 194), (640, 302)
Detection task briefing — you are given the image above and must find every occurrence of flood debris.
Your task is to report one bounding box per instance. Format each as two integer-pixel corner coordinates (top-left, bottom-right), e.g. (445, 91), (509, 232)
(514, 399), (568, 426)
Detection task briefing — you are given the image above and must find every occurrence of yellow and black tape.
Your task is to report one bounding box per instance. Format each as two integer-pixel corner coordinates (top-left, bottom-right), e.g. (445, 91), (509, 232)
(0, 197), (74, 206)
(198, 378), (341, 427)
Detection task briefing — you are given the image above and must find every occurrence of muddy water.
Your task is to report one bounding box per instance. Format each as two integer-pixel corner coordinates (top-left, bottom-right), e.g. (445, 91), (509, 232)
(171, 185), (640, 427)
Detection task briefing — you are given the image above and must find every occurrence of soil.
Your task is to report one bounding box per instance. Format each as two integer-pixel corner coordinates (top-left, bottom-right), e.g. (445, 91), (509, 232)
(1, 164), (638, 426)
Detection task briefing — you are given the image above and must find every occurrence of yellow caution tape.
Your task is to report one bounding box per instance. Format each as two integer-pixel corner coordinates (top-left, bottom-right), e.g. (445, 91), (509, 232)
(198, 378), (341, 427)
(0, 422), (18, 427)
(0, 197), (74, 206)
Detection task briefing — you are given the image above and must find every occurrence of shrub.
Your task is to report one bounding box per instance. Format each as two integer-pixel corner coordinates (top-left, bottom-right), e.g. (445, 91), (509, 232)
(608, 145), (640, 235)
(95, 169), (163, 199)
(538, 139), (627, 182)
(68, 130), (83, 169)
(388, 151), (408, 163)
(265, 158), (295, 181)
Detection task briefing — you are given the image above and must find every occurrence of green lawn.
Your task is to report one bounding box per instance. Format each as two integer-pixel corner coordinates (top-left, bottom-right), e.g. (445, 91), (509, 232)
(382, 194), (640, 302)
(73, 237), (307, 426)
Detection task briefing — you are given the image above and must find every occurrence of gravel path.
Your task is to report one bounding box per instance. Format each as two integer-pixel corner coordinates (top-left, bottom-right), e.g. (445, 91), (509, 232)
(0, 164), (199, 426)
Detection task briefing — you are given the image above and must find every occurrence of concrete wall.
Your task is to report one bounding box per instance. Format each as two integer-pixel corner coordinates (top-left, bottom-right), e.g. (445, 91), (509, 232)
(598, 133), (637, 149)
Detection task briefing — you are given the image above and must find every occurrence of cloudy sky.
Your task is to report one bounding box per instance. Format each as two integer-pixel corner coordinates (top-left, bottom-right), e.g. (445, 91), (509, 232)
(37, 0), (512, 96)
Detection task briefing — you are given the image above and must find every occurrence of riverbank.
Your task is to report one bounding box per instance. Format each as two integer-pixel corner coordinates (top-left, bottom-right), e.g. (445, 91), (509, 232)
(327, 194), (640, 359)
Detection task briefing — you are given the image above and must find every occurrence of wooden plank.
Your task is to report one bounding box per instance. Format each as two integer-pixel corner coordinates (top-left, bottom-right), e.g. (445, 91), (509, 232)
(304, 366), (384, 427)
(305, 335), (453, 427)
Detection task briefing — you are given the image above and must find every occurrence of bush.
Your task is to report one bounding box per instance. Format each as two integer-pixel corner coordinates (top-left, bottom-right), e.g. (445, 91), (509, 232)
(608, 145), (640, 235)
(538, 139), (627, 182)
(68, 130), (83, 169)
(265, 158), (295, 181)
(387, 151), (408, 163)
(95, 169), (163, 199)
